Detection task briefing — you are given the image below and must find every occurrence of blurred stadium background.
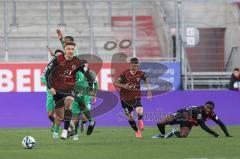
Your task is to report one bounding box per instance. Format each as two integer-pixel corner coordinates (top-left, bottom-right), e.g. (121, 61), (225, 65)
(1, 0), (240, 158)
(1, 0), (240, 89)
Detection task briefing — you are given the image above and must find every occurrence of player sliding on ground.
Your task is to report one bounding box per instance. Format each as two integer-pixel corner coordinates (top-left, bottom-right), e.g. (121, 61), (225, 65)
(45, 41), (95, 140)
(152, 101), (232, 138)
(114, 57), (152, 138)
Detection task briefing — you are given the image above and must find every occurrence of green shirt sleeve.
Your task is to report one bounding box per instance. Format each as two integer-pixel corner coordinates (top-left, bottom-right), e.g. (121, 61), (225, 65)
(93, 81), (98, 92)
(41, 67), (47, 85)
(74, 71), (98, 96)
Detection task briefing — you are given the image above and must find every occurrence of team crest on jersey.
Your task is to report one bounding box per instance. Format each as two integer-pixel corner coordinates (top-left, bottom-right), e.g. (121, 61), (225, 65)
(72, 64), (76, 70)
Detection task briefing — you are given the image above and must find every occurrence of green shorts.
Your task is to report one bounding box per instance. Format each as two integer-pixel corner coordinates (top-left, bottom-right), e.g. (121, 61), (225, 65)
(46, 90), (55, 112)
(72, 95), (92, 116)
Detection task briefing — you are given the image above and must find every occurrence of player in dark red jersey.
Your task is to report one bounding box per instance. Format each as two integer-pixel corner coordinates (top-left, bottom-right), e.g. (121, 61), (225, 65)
(114, 57), (152, 138)
(152, 101), (232, 138)
(45, 41), (95, 139)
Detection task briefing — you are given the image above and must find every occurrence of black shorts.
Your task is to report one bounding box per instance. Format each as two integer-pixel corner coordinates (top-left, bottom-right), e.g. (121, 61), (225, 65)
(121, 98), (143, 115)
(53, 91), (75, 109)
(169, 112), (193, 129)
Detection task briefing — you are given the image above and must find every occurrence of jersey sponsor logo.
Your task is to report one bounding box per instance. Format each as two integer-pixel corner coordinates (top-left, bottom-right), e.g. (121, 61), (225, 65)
(72, 64), (76, 70)
(63, 70), (70, 76)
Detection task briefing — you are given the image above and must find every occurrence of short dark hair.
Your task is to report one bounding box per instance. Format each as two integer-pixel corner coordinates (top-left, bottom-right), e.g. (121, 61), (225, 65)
(130, 57), (139, 64)
(54, 49), (64, 55)
(234, 68), (239, 72)
(64, 41), (76, 48)
(205, 101), (215, 109)
(64, 36), (74, 42)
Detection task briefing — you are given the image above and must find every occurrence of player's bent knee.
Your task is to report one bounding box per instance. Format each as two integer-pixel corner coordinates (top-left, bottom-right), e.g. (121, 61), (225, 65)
(65, 96), (74, 101)
(65, 96), (74, 105)
(64, 100), (74, 110)
(136, 107), (143, 113)
(65, 105), (72, 110)
(64, 100), (73, 106)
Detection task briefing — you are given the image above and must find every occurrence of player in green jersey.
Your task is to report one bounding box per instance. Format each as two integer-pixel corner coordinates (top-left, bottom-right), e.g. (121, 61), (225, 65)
(41, 49), (64, 131)
(70, 70), (98, 140)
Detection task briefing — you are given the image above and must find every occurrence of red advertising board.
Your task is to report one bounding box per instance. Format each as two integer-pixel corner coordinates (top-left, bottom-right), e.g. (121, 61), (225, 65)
(0, 63), (120, 92)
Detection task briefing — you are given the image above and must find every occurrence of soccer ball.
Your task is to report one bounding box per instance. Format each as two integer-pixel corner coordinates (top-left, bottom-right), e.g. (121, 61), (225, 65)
(22, 136), (36, 149)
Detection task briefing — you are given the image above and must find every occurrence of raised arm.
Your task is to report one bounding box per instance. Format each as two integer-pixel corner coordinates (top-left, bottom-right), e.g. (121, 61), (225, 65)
(41, 66), (48, 85)
(56, 29), (65, 49)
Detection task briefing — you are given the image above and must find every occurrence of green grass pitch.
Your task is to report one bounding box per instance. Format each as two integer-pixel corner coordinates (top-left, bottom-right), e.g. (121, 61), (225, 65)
(0, 126), (239, 159)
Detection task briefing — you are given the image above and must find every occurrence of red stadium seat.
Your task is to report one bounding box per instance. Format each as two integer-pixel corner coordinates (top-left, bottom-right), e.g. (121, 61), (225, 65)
(112, 16), (162, 58)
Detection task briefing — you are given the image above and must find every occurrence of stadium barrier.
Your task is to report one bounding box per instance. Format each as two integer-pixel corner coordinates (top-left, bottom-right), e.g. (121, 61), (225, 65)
(0, 90), (238, 128)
